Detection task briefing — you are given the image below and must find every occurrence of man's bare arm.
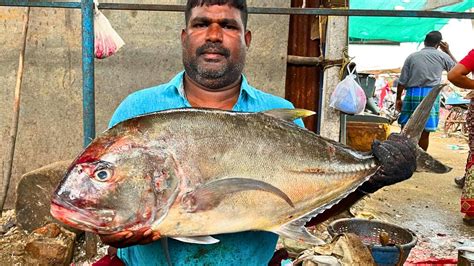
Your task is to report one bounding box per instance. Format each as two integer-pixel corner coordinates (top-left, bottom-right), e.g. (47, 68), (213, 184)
(395, 83), (406, 112)
(448, 63), (474, 90)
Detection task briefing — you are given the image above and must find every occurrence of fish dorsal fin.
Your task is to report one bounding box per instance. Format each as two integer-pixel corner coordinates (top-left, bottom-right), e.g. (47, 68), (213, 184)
(171, 236), (219, 244)
(181, 177), (294, 213)
(262, 109), (315, 122)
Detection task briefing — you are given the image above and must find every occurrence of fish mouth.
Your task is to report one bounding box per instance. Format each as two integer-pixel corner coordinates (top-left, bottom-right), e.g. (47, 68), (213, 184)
(50, 199), (122, 234)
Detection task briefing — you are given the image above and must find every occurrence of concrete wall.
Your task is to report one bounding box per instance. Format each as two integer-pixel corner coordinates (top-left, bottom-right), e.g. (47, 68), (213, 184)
(0, 1), (290, 208)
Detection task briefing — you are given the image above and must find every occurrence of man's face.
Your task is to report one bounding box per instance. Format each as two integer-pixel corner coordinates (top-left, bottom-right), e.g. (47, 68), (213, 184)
(181, 4), (251, 90)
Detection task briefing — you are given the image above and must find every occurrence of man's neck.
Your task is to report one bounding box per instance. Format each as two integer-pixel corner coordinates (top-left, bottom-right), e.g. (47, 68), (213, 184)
(183, 74), (242, 110)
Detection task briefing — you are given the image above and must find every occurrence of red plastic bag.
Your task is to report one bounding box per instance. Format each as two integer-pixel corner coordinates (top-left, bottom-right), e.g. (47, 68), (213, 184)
(329, 66), (367, 114)
(94, 0), (125, 59)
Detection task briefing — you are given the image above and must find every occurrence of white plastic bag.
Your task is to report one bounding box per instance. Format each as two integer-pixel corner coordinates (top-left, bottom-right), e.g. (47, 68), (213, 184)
(329, 66), (367, 114)
(94, 0), (125, 59)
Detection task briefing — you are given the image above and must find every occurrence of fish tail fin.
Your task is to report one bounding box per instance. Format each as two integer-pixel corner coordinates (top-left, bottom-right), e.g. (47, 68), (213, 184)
(416, 146), (452, 173)
(396, 83), (452, 173)
(401, 84), (447, 142)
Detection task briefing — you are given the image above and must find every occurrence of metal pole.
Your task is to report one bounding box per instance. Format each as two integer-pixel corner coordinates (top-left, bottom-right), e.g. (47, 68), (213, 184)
(81, 0), (98, 258)
(82, 0), (95, 147)
(1, 2), (474, 19)
(0, 1), (80, 8)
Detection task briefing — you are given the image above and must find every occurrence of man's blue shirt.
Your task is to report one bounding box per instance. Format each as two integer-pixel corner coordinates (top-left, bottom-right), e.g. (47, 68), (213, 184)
(109, 71), (304, 265)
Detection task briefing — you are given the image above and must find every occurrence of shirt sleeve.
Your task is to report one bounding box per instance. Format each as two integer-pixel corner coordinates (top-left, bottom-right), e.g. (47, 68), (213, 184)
(460, 49), (474, 72)
(292, 111), (305, 128)
(398, 56), (411, 86)
(443, 53), (456, 71)
(108, 94), (143, 128)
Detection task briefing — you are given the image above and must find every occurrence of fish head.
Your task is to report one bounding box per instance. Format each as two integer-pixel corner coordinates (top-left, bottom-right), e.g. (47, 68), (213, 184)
(50, 131), (180, 234)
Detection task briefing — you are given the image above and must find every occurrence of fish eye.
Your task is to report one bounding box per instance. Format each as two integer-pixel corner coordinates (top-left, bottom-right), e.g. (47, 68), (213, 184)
(93, 169), (113, 182)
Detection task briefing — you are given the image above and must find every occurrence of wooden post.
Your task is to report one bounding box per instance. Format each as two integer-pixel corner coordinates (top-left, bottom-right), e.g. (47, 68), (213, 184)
(319, 15), (347, 141)
(1, 7), (30, 215)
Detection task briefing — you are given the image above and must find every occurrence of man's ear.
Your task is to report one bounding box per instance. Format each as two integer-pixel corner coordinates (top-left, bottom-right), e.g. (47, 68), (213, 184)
(181, 29), (187, 46)
(244, 30), (252, 48)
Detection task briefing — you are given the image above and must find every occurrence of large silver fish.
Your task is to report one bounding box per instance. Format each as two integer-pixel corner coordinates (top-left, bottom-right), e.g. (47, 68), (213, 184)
(50, 85), (449, 245)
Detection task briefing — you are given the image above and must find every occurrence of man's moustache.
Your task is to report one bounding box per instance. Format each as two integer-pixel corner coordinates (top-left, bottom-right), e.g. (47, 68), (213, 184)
(197, 43), (230, 57)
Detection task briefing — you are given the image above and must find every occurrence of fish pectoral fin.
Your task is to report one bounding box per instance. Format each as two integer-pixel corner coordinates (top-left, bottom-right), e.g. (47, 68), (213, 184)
(171, 236), (219, 244)
(274, 224), (325, 246)
(262, 109), (315, 122)
(181, 178), (294, 213)
(416, 146), (452, 173)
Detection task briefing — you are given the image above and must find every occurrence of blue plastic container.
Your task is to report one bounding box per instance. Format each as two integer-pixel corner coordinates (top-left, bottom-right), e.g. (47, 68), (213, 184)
(445, 92), (470, 105)
(328, 218), (417, 266)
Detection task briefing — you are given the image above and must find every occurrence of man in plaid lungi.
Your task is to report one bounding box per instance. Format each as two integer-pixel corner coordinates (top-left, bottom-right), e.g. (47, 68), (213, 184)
(396, 31), (456, 150)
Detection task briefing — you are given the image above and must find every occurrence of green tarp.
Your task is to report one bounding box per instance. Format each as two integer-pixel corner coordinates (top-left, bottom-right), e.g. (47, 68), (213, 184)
(349, 0), (474, 43)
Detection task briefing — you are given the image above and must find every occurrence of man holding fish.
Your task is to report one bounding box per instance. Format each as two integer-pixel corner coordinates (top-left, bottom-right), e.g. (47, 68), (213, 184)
(102, 0), (304, 264)
(50, 1), (442, 265)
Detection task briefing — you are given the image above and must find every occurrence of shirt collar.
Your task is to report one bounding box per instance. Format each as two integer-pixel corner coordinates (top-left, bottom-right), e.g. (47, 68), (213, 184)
(169, 71), (187, 99)
(170, 71), (257, 101)
(240, 74), (257, 99)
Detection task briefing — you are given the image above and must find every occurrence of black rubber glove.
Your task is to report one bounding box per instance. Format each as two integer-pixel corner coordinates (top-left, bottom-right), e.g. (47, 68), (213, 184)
(358, 133), (417, 193)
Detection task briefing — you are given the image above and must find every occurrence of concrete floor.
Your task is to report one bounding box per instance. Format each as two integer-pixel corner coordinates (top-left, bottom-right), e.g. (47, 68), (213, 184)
(351, 126), (473, 262)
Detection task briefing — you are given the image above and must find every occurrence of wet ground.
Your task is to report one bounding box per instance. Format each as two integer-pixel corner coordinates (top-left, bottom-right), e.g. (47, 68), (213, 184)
(351, 125), (473, 263)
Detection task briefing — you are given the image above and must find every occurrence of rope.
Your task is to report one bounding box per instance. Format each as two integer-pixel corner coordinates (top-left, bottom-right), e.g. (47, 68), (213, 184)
(338, 47), (353, 80)
(322, 47), (352, 81)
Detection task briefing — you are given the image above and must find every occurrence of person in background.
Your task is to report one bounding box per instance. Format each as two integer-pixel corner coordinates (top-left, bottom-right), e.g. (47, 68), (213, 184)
(94, 0), (418, 265)
(396, 31), (456, 150)
(447, 50), (474, 226)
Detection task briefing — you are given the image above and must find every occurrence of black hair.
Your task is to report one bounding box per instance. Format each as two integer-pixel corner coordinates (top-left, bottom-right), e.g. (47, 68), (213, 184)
(424, 31), (442, 47)
(185, 0), (248, 29)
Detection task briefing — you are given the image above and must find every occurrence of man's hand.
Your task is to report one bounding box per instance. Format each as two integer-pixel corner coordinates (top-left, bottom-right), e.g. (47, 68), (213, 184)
(395, 99), (403, 113)
(439, 41), (450, 53)
(306, 134), (416, 225)
(359, 133), (417, 193)
(99, 227), (161, 249)
(439, 41), (457, 63)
